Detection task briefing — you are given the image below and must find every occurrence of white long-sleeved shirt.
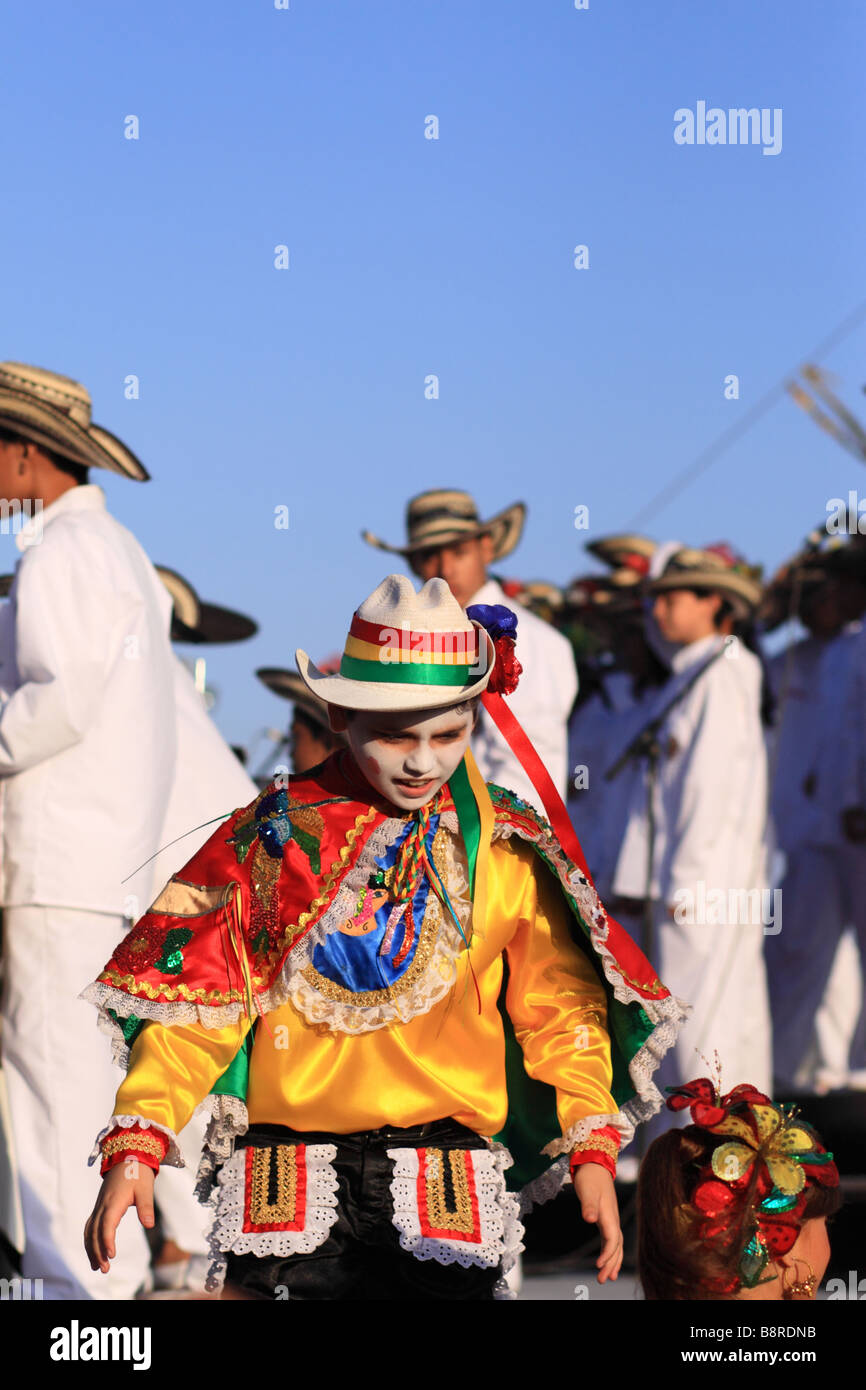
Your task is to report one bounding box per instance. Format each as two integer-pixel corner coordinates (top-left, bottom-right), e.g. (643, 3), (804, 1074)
(807, 622), (866, 841)
(0, 485), (177, 913)
(468, 577), (578, 812)
(613, 634), (769, 905)
(569, 671), (661, 901)
(767, 635), (833, 852)
(133, 657), (259, 918)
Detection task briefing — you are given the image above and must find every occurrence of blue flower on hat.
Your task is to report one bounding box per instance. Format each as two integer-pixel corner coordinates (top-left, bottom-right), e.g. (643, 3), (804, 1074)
(466, 603), (518, 641)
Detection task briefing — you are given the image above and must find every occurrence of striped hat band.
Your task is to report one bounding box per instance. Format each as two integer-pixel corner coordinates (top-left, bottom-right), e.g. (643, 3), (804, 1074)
(340, 611), (481, 686)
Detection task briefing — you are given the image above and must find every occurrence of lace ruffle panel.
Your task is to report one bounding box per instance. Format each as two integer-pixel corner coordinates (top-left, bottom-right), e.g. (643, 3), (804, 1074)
(204, 1142), (339, 1293)
(194, 1093), (250, 1202)
(387, 1142), (524, 1272)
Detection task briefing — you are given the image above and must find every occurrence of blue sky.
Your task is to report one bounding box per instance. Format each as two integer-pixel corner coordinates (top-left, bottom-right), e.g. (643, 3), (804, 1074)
(2, 1), (864, 753)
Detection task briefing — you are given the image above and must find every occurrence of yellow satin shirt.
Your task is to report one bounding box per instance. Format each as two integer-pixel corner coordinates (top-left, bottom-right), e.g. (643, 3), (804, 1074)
(115, 834), (618, 1145)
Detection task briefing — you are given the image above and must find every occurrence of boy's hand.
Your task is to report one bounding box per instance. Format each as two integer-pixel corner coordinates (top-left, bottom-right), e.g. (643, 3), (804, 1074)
(84, 1162), (155, 1273)
(572, 1164), (622, 1283)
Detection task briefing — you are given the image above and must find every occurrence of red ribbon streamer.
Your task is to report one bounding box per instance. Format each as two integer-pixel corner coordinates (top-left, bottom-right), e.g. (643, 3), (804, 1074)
(481, 691), (591, 879)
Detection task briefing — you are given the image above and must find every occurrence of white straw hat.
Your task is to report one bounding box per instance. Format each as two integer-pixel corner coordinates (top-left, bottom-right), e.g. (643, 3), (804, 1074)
(296, 574), (495, 712)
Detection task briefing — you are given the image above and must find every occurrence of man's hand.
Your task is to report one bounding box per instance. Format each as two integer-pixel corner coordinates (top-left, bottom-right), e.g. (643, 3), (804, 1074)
(84, 1162), (155, 1273)
(572, 1163), (622, 1283)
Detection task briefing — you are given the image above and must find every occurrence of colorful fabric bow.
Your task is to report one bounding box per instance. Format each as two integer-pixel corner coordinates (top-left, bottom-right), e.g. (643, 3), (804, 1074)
(666, 1077), (839, 1290)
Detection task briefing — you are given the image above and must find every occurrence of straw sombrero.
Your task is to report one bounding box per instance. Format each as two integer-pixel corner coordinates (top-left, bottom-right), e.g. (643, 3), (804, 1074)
(257, 665), (336, 732)
(585, 534), (656, 573)
(0, 362), (148, 480)
(647, 546), (763, 621)
(758, 538), (866, 629)
(566, 568), (646, 615)
(362, 489), (525, 561)
(296, 574), (495, 712)
(500, 578), (564, 623)
(155, 565), (258, 644)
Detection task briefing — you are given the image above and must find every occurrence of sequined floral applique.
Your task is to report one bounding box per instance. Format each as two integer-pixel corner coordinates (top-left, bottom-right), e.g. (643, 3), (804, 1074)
(230, 787), (327, 874)
(114, 922), (194, 977)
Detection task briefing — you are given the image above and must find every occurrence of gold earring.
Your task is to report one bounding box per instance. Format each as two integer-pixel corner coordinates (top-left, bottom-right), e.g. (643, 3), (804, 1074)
(782, 1260), (817, 1299)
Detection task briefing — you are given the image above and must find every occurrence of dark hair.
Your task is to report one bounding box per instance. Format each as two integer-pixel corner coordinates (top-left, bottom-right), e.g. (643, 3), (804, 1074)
(0, 424), (89, 483)
(637, 1125), (842, 1300)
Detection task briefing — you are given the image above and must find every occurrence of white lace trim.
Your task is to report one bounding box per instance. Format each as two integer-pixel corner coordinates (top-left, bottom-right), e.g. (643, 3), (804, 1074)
(194, 1094), (250, 1202)
(518, 1154), (571, 1215)
(489, 1141), (525, 1279)
(541, 1112), (631, 1161)
(204, 1142), (340, 1292)
(492, 817), (690, 1153)
(387, 1143), (523, 1270)
(88, 1114), (182, 1169)
(81, 980), (252, 1070)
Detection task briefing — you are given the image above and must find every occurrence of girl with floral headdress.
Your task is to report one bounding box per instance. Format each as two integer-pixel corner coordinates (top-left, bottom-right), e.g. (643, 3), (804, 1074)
(637, 1078), (841, 1300)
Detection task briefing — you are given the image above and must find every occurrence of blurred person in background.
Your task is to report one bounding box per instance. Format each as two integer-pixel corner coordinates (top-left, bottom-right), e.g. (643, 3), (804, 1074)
(764, 542), (866, 1094)
(257, 661), (346, 776)
(611, 546), (772, 1097)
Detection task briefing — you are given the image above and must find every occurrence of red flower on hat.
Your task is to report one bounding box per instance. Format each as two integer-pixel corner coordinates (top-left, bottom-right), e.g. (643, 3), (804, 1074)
(622, 553), (651, 576)
(705, 542), (739, 568)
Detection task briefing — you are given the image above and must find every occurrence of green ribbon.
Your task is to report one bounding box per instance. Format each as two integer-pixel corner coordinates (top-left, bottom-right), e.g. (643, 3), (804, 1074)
(448, 755), (480, 895)
(339, 655), (473, 685)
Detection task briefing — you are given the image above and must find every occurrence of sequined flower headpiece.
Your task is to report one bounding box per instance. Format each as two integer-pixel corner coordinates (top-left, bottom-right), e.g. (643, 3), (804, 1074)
(667, 1078), (839, 1293)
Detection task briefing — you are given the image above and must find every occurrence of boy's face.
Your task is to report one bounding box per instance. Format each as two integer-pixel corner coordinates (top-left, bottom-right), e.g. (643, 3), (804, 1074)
(652, 588), (721, 645)
(334, 703), (475, 810)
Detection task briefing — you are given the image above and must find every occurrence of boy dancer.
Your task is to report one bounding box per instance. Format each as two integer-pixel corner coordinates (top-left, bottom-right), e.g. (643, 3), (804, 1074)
(84, 575), (683, 1299)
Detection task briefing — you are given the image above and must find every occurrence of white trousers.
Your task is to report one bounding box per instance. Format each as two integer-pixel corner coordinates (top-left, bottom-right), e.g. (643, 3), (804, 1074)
(767, 844), (866, 1090)
(1, 906), (152, 1299)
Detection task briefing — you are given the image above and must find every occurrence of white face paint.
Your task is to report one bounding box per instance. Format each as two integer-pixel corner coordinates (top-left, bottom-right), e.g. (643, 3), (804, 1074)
(344, 703), (475, 811)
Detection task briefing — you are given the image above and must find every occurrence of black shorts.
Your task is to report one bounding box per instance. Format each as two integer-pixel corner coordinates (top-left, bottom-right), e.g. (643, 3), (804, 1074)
(218, 1119), (514, 1301)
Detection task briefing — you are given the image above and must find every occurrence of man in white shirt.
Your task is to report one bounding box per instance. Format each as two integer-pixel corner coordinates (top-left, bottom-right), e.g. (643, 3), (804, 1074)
(0, 363), (175, 1298)
(363, 489), (577, 811)
(611, 547), (772, 1096)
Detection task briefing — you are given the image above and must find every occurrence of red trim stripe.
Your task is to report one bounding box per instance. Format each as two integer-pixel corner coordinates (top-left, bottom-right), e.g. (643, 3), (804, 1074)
(242, 1143), (308, 1233)
(416, 1147), (483, 1244)
(350, 612), (478, 657)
